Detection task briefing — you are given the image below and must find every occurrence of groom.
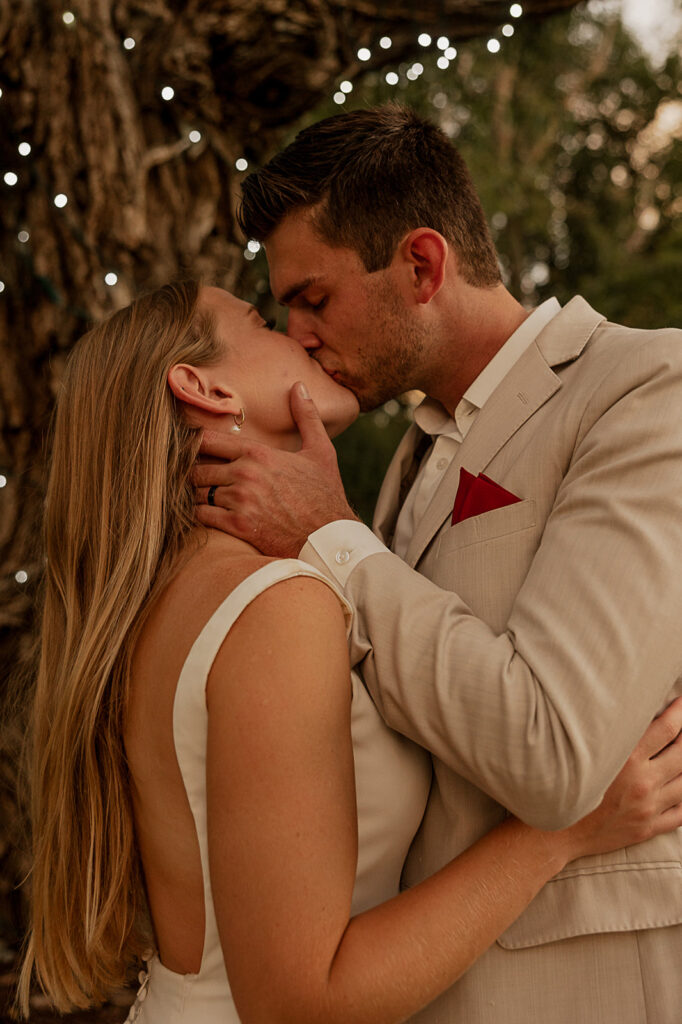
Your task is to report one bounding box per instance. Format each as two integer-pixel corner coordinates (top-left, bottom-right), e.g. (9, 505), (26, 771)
(196, 106), (682, 1022)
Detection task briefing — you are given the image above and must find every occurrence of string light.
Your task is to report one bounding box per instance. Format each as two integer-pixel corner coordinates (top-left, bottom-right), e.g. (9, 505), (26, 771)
(437, 56), (450, 70)
(445, 46), (457, 60)
(18, 142), (31, 156)
(0, 475), (7, 488)
(510, 3), (523, 17)
(15, 570), (28, 584)
(357, 47), (371, 61)
(54, 193), (68, 207)
(104, 272), (118, 285)
(487, 39), (501, 53)
(4, 172), (18, 186)
(340, 81), (353, 94)
(379, 37), (392, 49)
(123, 37), (135, 50)
(188, 129), (201, 143)
(0, 281), (5, 294)
(62, 11), (75, 24)
(247, 240), (261, 253)
(18, 231), (29, 243)
(502, 24), (515, 37)
(161, 86), (174, 100)
(437, 36), (450, 50)
(418, 33), (432, 46)
(235, 157), (248, 171)
(385, 71), (399, 85)
(333, 91), (346, 104)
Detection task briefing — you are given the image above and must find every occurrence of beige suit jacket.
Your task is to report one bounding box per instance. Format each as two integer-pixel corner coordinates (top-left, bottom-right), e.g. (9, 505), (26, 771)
(314, 297), (682, 1021)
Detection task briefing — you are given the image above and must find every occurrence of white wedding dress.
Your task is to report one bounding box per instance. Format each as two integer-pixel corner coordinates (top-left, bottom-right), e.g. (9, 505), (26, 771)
(126, 559), (431, 1023)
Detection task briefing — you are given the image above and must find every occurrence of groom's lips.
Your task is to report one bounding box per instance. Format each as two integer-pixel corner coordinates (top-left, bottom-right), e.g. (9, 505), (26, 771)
(313, 358), (357, 393)
(328, 369), (352, 389)
(316, 361), (341, 382)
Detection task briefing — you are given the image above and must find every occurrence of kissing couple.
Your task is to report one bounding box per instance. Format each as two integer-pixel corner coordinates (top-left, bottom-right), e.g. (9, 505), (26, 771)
(21, 106), (682, 1023)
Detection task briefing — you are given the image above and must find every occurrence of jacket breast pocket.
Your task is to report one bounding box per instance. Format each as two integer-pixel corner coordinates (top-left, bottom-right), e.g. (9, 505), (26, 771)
(437, 498), (537, 556)
(424, 499), (538, 633)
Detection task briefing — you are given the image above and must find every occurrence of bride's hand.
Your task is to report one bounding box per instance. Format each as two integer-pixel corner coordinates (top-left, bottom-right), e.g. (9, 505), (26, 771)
(561, 695), (682, 861)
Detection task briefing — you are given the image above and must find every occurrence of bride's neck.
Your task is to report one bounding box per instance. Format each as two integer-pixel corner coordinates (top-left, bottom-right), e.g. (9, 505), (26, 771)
(188, 525), (260, 558)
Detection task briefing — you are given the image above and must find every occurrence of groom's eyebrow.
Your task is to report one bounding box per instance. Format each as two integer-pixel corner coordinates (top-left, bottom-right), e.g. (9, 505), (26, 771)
(277, 276), (320, 306)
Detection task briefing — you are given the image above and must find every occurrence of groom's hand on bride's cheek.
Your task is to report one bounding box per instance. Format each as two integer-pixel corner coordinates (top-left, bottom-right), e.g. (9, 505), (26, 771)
(192, 383), (360, 557)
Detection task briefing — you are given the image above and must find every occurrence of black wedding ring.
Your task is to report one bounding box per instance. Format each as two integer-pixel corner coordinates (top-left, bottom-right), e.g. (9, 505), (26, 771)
(207, 485), (217, 507)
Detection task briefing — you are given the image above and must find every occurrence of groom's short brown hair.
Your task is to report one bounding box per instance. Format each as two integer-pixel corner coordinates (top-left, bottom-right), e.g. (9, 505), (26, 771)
(238, 104), (501, 287)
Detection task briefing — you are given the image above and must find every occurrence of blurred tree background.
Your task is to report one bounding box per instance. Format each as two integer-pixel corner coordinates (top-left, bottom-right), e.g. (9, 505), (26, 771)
(1, 0), (681, 1017)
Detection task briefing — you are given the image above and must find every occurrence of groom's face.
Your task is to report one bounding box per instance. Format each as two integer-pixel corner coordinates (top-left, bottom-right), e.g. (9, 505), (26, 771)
(265, 210), (429, 412)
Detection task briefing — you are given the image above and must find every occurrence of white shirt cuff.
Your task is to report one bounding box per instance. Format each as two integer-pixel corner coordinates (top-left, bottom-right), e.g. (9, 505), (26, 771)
(300, 521), (389, 586)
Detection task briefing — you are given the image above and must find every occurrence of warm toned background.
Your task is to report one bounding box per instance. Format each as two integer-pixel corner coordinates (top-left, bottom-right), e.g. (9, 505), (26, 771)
(1, 0), (681, 1018)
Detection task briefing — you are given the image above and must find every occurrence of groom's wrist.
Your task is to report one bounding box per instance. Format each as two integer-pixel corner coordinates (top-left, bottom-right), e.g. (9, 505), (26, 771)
(301, 521), (388, 585)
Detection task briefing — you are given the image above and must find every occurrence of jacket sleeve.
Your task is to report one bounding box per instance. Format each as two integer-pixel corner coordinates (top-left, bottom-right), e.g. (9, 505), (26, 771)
(304, 332), (682, 829)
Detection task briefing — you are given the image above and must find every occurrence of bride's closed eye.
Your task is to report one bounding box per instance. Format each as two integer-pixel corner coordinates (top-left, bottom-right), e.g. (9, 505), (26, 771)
(264, 318), (276, 330)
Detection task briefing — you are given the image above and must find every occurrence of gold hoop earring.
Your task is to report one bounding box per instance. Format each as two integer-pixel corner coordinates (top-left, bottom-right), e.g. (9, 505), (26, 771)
(230, 408), (246, 434)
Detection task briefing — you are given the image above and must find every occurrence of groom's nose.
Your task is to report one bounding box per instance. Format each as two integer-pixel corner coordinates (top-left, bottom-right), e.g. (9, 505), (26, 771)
(286, 310), (322, 351)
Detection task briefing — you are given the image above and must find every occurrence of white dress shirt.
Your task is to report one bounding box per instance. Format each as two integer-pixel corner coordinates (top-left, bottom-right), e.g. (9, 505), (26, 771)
(302, 298), (562, 583)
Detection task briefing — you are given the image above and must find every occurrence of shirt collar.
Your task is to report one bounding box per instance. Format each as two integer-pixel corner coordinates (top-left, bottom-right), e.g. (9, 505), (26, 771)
(415, 297), (561, 436)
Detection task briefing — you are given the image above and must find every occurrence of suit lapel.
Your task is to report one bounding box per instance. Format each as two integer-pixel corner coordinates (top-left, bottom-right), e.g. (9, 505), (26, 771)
(403, 297), (605, 568)
(372, 422), (425, 544)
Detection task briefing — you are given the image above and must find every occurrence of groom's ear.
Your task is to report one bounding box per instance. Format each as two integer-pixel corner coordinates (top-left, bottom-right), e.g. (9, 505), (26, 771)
(168, 363), (242, 416)
(397, 228), (448, 305)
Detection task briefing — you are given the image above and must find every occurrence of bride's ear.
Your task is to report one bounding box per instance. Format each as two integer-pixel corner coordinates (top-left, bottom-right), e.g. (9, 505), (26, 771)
(167, 363), (242, 416)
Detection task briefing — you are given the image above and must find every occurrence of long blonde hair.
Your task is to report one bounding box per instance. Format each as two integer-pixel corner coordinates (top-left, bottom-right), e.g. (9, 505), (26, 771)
(18, 280), (222, 1013)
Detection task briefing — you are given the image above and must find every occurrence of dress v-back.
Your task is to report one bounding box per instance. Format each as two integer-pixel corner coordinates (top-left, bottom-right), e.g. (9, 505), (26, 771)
(126, 559), (431, 1023)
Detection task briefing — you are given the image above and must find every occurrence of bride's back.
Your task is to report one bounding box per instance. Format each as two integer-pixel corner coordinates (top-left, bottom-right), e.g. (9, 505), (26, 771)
(125, 531), (272, 974)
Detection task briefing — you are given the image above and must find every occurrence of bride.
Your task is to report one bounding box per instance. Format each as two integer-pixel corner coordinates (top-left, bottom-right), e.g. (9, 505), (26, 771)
(19, 281), (682, 1022)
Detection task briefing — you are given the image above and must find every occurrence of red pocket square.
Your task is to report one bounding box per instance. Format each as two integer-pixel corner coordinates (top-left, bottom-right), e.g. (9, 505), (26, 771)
(452, 468), (521, 525)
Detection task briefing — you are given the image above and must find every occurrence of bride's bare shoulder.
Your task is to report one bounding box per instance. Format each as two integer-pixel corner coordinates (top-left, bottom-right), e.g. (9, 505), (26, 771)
(136, 528), (340, 667)
(132, 532), (269, 671)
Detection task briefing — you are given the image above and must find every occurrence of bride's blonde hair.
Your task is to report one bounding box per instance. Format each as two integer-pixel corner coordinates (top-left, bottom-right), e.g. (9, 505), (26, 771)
(18, 280), (222, 1013)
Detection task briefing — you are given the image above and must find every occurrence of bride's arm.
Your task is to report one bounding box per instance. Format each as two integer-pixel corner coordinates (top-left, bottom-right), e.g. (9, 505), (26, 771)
(206, 576), (682, 1024)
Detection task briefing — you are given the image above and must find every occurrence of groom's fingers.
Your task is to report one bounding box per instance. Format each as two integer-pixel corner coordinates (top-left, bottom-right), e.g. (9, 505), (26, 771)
(193, 462), (233, 488)
(198, 429), (256, 461)
(290, 382), (334, 454)
(195, 502), (261, 544)
(192, 434), (268, 489)
(195, 486), (229, 505)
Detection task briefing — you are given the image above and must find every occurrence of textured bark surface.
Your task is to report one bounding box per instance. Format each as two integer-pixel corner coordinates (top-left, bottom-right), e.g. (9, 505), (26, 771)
(0, 0), (579, 971)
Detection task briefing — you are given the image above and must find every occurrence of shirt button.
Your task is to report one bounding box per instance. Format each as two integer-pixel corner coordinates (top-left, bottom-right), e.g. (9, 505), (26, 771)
(436, 458), (448, 471)
(335, 550), (351, 565)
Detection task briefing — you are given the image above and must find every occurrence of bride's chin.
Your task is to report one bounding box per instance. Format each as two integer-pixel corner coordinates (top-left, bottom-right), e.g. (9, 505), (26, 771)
(315, 391), (360, 437)
(325, 409), (359, 438)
